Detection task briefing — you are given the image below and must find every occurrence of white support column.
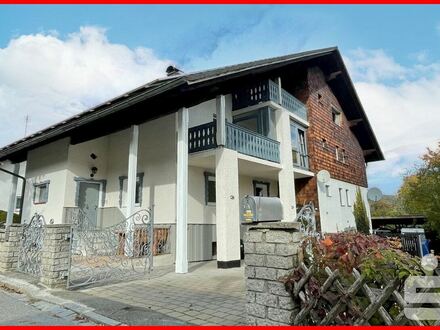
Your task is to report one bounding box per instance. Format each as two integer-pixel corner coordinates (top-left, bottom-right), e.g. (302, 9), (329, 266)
(6, 163), (19, 226)
(215, 147), (241, 268)
(277, 77), (283, 105)
(125, 125), (139, 257)
(175, 108), (189, 274)
(216, 95), (226, 146)
(276, 110), (297, 222)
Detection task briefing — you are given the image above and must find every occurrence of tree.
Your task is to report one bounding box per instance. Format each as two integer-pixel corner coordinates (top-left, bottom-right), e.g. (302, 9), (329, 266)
(398, 142), (440, 235)
(369, 195), (405, 217)
(353, 187), (370, 234)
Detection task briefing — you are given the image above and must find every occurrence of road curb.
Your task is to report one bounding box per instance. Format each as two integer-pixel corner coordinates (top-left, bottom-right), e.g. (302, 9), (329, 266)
(0, 273), (122, 325)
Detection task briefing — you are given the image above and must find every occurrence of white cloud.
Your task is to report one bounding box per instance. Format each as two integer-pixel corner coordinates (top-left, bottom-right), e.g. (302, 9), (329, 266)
(346, 49), (440, 192)
(344, 49), (407, 83)
(0, 26), (172, 146)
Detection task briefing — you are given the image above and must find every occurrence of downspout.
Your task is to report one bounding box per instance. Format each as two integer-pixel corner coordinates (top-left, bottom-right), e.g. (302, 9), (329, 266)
(0, 166), (26, 224)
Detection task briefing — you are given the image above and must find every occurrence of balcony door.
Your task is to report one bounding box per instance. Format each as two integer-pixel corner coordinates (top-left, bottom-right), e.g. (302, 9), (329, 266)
(78, 181), (100, 228)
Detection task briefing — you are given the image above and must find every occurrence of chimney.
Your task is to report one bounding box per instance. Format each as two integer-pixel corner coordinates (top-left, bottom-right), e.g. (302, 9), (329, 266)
(166, 65), (183, 77)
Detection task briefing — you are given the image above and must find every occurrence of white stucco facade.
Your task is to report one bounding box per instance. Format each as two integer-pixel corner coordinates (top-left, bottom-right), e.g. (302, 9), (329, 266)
(317, 177), (372, 234)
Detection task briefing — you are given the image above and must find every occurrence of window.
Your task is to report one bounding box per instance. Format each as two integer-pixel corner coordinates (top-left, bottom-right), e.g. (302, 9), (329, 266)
(339, 188), (345, 206)
(204, 172), (216, 205)
(15, 196), (22, 210)
(290, 121), (308, 169)
(335, 146), (340, 161)
(331, 107), (342, 125)
(119, 173), (144, 207)
(322, 138), (327, 149)
(233, 107), (271, 137)
(341, 149), (347, 163)
(33, 182), (49, 204)
(253, 181), (270, 197)
(346, 189), (351, 206)
(325, 185), (331, 197)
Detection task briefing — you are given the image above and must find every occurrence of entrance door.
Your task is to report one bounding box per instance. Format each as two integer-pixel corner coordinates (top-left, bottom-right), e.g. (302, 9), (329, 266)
(78, 182), (100, 228)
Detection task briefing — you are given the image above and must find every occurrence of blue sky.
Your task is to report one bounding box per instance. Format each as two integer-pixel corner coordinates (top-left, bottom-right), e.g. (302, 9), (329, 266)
(0, 5), (439, 195)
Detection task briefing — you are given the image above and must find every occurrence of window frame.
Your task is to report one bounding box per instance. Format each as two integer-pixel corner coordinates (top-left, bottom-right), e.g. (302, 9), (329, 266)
(253, 180), (270, 197)
(325, 184), (331, 197)
(119, 173), (144, 208)
(204, 172), (216, 206)
(232, 107), (270, 137)
(33, 181), (50, 205)
(290, 121), (309, 169)
(15, 196), (22, 210)
(339, 188), (345, 207)
(346, 189), (351, 207)
(341, 149), (347, 164)
(331, 106), (342, 126)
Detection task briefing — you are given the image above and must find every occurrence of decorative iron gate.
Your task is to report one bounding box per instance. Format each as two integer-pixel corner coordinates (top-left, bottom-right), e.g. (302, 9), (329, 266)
(67, 208), (154, 289)
(17, 213), (46, 277)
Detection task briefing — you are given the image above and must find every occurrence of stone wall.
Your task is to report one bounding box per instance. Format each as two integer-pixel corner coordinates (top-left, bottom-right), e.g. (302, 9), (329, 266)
(40, 224), (71, 288)
(0, 225), (23, 272)
(243, 222), (302, 325)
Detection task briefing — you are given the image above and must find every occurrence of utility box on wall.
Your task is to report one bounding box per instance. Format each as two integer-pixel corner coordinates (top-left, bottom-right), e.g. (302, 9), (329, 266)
(241, 195), (284, 223)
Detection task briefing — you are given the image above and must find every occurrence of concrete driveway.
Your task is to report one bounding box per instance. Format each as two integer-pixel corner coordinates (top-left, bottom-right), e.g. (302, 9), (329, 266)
(60, 261), (246, 325)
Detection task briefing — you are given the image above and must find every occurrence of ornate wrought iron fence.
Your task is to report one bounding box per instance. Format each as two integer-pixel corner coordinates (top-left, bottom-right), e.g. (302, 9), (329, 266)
(17, 213), (46, 277)
(297, 202), (318, 237)
(67, 208), (154, 289)
(297, 202), (319, 264)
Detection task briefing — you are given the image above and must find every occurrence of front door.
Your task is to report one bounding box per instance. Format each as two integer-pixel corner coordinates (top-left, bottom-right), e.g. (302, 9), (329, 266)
(78, 182), (100, 227)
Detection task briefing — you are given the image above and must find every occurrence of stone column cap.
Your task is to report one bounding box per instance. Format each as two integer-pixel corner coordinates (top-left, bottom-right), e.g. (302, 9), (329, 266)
(247, 221), (301, 231)
(44, 224), (72, 228)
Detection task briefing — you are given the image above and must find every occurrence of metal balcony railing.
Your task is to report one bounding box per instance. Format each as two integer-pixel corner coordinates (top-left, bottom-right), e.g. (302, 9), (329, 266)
(232, 79), (308, 121)
(188, 121), (280, 163)
(225, 122), (280, 163)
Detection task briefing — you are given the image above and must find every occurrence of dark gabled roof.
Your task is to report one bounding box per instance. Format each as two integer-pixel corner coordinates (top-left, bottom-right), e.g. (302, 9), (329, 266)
(0, 47), (383, 163)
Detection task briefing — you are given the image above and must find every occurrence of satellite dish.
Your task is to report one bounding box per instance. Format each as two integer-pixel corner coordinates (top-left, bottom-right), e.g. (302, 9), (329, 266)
(317, 170), (331, 183)
(367, 187), (383, 202)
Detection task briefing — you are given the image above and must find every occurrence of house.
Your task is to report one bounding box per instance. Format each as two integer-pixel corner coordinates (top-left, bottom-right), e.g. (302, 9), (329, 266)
(0, 47), (383, 272)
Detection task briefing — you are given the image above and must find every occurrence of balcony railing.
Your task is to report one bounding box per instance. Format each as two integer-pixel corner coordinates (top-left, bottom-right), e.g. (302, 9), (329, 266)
(188, 121), (217, 153)
(232, 79), (308, 121)
(225, 122), (280, 163)
(188, 121), (280, 163)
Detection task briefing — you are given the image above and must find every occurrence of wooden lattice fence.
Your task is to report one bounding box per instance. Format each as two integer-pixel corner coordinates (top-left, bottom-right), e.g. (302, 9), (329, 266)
(287, 262), (430, 326)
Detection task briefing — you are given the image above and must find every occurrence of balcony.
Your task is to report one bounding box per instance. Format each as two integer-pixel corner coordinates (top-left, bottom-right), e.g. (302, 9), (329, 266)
(232, 79), (307, 121)
(188, 121), (280, 163)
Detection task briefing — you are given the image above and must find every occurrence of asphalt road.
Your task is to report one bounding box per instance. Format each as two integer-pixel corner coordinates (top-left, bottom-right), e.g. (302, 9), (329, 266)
(0, 288), (94, 325)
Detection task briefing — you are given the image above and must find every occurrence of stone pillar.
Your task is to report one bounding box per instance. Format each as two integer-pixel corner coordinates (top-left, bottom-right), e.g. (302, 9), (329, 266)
(40, 224), (71, 288)
(244, 222), (302, 325)
(0, 225), (23, 271)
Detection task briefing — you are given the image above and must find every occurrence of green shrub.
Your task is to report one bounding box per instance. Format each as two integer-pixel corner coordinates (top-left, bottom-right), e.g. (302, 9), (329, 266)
(353, 187), (370, 234)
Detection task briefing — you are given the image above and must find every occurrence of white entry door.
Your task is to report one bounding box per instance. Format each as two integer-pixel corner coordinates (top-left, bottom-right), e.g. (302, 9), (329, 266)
(78, 182), (100, 227)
